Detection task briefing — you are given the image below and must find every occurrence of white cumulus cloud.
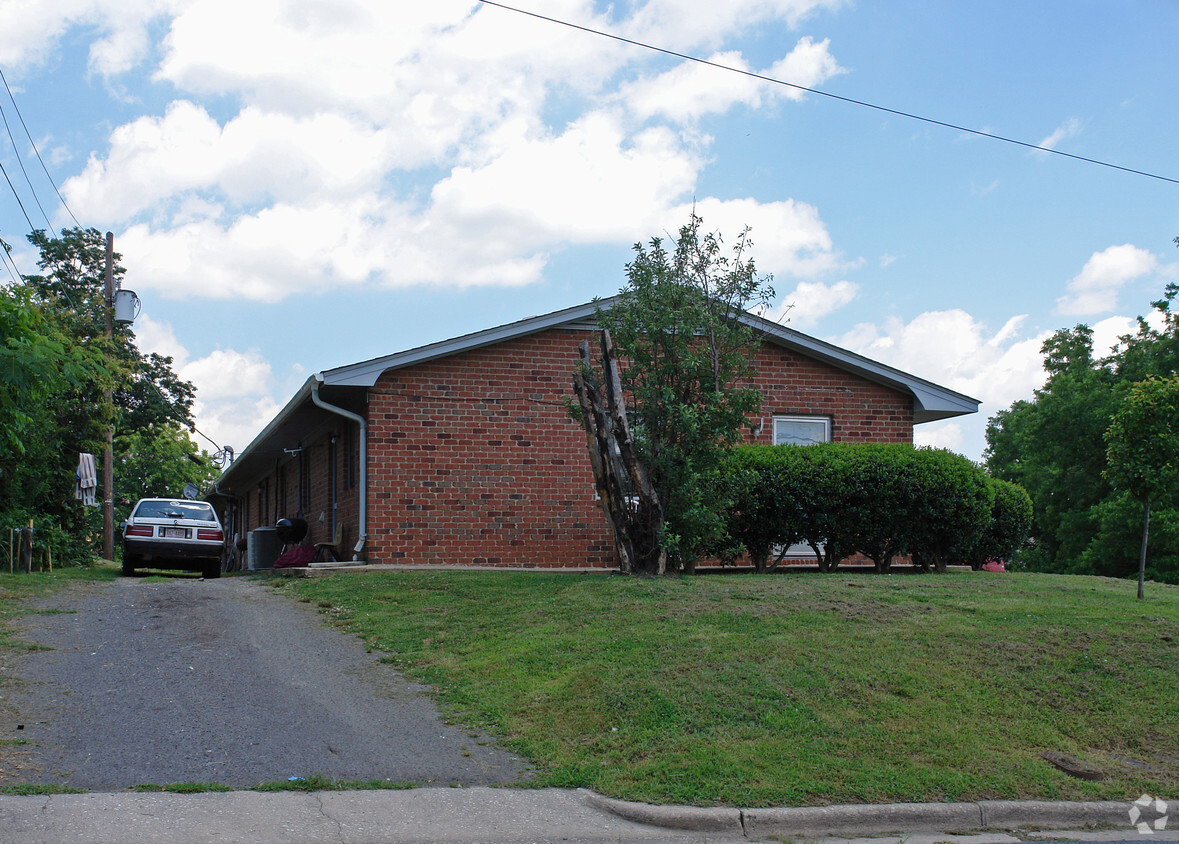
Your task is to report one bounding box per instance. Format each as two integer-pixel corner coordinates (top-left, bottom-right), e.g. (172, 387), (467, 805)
(131, 313), (282, 453)
(914, 421), (963, 452)
(179, 349), (272, 400)
(669, 196), (843, 280)
(1056, 243), (1158, 315)
(771, 279), (859, 328)
(621, 37), (844, 123)
(624, 0), (839, 49)
(834, 309), (1052, 460)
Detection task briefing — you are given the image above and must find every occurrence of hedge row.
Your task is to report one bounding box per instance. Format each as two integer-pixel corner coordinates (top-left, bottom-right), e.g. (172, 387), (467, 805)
(720, 443), (1032, 573)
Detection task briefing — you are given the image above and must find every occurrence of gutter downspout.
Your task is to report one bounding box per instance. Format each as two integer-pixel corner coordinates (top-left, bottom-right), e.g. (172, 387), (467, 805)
(311, 376), (367, 560)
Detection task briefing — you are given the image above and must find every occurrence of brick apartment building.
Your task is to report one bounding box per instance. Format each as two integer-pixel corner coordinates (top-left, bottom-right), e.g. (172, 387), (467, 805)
(207, 300), (978, 568)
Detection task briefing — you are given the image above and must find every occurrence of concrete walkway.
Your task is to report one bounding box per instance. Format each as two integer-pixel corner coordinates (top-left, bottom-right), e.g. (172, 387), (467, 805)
(0, 788), (1174, 843)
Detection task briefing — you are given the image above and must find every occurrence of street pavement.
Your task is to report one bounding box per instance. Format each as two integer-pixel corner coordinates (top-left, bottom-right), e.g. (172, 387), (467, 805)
(0, 789), (1174, 844)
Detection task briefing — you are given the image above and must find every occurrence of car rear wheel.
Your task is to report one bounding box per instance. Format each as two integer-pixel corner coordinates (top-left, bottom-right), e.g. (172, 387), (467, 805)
(202, 559), (221, 579)
(122, 554), (139, 576)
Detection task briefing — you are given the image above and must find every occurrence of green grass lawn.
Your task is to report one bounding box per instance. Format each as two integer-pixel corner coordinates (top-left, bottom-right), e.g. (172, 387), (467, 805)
(272, 570), (1179, 807)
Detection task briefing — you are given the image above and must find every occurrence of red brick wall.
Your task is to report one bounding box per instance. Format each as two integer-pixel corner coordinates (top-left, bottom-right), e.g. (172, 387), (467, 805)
(366, 328), (614, 567)
(362, 328), (915, 567)
(743, 344), (914, 445)
(229, 326), (917, 568)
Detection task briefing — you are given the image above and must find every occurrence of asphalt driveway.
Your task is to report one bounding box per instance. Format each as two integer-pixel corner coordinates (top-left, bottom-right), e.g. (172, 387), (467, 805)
(0, 576), (529, 791)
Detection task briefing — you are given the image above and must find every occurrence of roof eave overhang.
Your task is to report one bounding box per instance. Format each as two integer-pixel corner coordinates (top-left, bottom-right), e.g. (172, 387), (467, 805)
(742, 310), (981, 424)
(319, 300), (605, 388)
(208, 300), (980, 502)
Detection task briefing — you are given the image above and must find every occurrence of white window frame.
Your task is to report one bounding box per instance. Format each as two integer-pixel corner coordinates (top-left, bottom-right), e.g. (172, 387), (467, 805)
(772, 415), (831, 447)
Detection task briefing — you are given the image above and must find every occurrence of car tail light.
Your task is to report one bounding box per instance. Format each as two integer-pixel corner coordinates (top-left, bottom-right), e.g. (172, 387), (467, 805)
(124, 525), (154, 537)
(197, 529), (224, 542)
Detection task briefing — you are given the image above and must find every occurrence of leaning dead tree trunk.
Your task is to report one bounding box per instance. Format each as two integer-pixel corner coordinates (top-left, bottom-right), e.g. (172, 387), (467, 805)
(572, 330), (666, 575)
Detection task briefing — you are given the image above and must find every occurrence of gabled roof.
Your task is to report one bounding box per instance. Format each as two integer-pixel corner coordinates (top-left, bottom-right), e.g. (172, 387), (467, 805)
(212, 299), (978, 495)
(317, 300), (604, 387)
(318, 298), (978, 422)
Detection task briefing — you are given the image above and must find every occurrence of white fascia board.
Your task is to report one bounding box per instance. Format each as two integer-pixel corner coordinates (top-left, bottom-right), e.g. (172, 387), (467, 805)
(743, 311), (980, 423)
(320, 300), (606, 387)
(316, 298), (977, 421)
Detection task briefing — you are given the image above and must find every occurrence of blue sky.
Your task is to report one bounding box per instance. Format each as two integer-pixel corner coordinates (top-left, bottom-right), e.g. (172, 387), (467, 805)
(1, 0), (1176, 462)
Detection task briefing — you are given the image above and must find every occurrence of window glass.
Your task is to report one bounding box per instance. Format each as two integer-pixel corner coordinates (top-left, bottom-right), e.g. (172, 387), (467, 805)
(773, 416), (830, 446)
(133, 500), (216, 522)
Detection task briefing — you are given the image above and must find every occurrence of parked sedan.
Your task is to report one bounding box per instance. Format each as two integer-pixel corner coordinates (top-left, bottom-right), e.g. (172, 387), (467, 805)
(121, 498), (225, 578)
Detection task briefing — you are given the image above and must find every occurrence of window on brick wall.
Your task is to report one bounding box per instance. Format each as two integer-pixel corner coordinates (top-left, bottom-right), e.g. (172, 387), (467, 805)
(773, 415), (831, 446)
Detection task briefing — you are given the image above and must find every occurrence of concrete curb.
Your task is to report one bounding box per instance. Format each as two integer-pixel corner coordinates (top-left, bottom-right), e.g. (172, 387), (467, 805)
(743, 801), (984, 838)
(580, 790), (744, 833)
(977, 800), (1138, 830)
(584, 794), (1179, 839)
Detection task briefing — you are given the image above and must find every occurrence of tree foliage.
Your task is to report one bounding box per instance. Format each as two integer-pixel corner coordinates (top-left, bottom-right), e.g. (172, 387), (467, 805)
(1104, 374), (1179, 598)
(986, 280), (1179, 585)
(1, 227), (210, 564)
(575, 214), (774, 573)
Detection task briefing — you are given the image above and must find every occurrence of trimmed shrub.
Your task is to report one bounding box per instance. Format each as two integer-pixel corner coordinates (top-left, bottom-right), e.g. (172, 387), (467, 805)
(906, 448), (994, 572)
(964, 478), (1034, 570)
(721, 442), (996, 573)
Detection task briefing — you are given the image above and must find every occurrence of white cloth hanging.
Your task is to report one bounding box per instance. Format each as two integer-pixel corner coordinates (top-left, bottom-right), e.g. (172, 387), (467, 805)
(76, 453), (98, 507)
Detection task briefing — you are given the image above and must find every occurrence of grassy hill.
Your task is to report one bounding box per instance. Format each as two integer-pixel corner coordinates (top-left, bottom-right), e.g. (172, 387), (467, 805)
(277, 569), (1178, 807)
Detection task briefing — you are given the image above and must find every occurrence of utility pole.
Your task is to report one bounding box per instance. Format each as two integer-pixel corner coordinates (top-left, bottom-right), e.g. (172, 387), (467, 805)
(103, 232), (114, 561)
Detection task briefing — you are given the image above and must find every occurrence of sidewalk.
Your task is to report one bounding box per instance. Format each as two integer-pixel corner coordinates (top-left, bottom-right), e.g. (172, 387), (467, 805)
(0, 788), (1174, 844)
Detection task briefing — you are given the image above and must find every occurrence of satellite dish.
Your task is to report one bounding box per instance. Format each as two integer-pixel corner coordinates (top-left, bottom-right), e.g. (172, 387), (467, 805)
(182, 483), (199, 500)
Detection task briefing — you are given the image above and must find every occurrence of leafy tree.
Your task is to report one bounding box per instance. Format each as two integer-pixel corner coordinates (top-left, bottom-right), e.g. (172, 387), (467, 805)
(985, 325), (1121, 569)
(0, 285), (106, 463)
(986, 281), (1179, 585)
(114, 426), (220, 520)
(1, 283), (112, 562)
(576, 214), (774, 574)
(1, 228), (206, 564)
(22, 228), (196, 431)
(1078, 491), (1179, 581)
(1105, 375), (1179, 599)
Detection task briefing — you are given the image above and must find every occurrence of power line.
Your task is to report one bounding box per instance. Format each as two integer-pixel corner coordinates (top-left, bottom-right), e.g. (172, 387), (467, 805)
(142, 370), (227, 458)
(0, 98), (54, 234)
(0, 66), (82, 228)
(476, 0), (1179, 187)
(0, 233), (22, 283)
(0, 156), (35, 231)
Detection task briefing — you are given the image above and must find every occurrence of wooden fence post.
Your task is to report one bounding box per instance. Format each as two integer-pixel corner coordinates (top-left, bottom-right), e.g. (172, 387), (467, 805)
(19, 522), (33, 574)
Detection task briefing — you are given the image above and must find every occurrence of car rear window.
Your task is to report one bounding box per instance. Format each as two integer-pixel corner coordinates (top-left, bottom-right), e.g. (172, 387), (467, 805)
(133, 501), (218, 522)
